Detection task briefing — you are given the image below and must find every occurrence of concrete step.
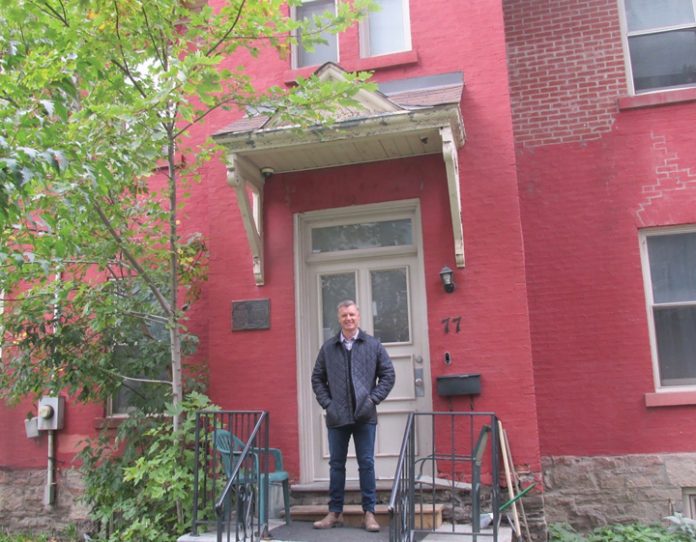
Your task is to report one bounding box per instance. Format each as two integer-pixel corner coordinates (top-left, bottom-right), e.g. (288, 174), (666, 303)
(290, 503), (445, 529)
(178, 520), (511, 542)
(290, 480), (393, 506)
(422, 523), (514, 542)
(177, 519), (287, 542)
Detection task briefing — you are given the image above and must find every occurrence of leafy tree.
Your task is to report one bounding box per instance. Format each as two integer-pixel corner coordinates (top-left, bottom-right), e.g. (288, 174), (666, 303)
(0, 0), (373, 422)
(0, 0), (373, 537)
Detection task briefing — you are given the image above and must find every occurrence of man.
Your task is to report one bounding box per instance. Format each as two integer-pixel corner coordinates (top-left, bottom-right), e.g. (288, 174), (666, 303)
(311, 300), (396, 532)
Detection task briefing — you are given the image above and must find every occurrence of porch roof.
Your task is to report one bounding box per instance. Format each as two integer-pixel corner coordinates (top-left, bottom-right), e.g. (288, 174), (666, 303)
(213, 63), (466, 285)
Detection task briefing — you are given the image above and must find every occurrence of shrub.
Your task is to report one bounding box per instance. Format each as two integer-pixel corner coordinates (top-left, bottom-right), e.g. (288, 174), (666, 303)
(78, 392), (216, 541)
(549, 520), (696, 542)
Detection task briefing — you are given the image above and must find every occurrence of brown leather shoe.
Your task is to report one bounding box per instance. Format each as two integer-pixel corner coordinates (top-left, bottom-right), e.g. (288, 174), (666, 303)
(362, 511), (380, 532)
(313, 511), (343, 529)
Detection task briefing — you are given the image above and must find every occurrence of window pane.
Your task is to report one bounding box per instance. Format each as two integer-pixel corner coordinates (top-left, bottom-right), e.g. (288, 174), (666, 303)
(109, 280), (170, 416)
(297, 0), (337, 68)
(110, 343), (170, 415)
(321, 273), (356, 341)
(629, 29), (696, 91)
(626, 0), (694, 32)
(654, 306), (696, 385)
(371, 268), (410, 343)
(647, 232), (696, 303)
(367, 0), (408, 56)
(312, 219), (412, 253)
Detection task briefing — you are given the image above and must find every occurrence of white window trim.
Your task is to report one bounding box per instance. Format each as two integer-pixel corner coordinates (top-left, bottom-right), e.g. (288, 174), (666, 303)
(106, 394), (131, 419)
(682, 488), (696, 518)
(291, 0), (340, 70)
(618, 0), (696, 95)
(639, 225), (696, 392)
(359, 0), (412, 58)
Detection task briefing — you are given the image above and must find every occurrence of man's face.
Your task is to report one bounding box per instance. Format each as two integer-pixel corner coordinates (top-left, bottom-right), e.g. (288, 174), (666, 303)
(338, 304), (360, 337)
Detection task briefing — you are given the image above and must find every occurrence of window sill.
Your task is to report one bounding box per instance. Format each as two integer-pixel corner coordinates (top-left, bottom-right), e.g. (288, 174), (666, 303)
(284, 50), (419, 85)
(94, 416), (126, 430)
(94, 413), (168, 429)
(618, 87), (696, 111)
(644, 390), (696, 407)
(351, 49), (419, 72)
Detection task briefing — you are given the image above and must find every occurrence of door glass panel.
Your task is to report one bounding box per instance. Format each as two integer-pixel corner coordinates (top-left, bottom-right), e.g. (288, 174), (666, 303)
(312, 219), (412, 253)
(321, 273), (356, 341)
(371, 268), (410, 343)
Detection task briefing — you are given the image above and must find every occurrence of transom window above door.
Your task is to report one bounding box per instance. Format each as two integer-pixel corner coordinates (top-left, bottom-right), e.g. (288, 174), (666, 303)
(311, 218), (413, 253)
(622, 0), (696, 93)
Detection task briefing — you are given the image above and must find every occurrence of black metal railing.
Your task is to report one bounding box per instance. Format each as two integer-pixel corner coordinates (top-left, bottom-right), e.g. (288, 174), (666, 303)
(388, 412), (500, 542)
(191, 410), (271, 542)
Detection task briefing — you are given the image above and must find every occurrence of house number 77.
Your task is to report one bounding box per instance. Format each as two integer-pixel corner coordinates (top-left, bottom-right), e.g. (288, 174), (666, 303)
(441, 316), (462, 334)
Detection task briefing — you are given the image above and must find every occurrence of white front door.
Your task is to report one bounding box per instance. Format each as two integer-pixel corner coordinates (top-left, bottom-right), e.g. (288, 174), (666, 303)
(295, 200), (432, 482)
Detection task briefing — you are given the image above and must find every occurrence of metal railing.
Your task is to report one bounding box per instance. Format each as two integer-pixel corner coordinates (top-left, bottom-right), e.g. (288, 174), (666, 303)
(191, 410), (270, 542)
(388, 412), (500, 542)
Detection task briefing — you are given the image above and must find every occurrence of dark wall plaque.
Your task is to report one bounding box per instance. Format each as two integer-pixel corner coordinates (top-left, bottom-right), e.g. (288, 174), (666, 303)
(232, 299), (270, 331)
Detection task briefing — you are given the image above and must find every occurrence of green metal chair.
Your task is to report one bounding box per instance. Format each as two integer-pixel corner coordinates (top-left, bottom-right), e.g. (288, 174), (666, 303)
(213, 429), (291, 525)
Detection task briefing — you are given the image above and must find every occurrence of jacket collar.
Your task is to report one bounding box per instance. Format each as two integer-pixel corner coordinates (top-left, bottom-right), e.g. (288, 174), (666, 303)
(334, 328), (365, 344)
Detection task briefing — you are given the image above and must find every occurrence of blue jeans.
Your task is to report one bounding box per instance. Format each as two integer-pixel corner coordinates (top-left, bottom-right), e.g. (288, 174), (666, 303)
(327, 422), (377, 513)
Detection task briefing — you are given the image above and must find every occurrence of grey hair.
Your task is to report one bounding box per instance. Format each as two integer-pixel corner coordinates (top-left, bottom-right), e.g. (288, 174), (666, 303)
(336, 299), (359, 311)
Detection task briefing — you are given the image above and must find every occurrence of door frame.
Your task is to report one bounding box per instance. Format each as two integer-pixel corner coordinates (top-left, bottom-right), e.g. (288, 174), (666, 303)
(294, 198), (431, 483)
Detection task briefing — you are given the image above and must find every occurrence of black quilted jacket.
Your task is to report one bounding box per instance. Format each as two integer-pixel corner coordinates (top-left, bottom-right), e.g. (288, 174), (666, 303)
(311, 329), (396, 428)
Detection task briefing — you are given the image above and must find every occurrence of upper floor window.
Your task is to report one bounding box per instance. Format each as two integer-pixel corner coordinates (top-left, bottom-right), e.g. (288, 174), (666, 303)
(361, 0), (411, 57)
(640, 227), (696, 389)
(295, 0), (338, 68)
(623, 0), (696, 93)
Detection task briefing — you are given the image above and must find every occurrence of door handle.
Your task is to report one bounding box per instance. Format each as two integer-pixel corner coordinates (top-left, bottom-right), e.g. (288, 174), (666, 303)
(414, 368), (425, 397)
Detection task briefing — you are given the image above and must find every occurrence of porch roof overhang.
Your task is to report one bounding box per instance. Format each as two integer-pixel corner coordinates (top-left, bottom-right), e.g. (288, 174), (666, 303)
(213, 65), (466, 285)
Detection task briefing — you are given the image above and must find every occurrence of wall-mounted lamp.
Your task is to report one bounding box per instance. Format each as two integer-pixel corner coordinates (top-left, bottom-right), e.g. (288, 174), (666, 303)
(439, 266), (455, 293)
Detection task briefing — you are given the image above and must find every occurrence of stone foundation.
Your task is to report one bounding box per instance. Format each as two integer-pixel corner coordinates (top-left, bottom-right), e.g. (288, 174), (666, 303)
(9, 454), (693, 538)
(542, 453), (696, 532)
(0, 467), (90, 535)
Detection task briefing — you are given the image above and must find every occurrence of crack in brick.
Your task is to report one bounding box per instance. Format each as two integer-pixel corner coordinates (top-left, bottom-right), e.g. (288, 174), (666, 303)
(636, 132), (696, 226)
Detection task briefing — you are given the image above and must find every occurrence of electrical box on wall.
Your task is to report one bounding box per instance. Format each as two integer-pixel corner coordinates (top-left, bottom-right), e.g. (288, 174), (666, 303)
(37, 396), (65, 431)
(24, 416), (39, 438)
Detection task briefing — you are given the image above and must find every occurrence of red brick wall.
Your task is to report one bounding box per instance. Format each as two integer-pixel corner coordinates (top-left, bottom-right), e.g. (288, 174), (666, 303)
(201, 0), (542, 479)
(505, 0), (696, 457)
(0, 397), (103, 469)
(1, 1), (543, 489)
(503, 0), (627, 147)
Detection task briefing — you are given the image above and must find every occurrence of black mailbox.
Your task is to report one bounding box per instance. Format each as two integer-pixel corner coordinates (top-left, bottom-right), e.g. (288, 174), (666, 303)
(436, 373), (481, 396)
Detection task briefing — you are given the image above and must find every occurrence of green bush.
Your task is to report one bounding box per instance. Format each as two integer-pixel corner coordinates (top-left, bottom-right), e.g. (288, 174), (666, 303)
(0, 535), (51, 542)
(549, 520), (696, 542)
(78, 392), (216, 542)
(0, 527), (77, 542)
